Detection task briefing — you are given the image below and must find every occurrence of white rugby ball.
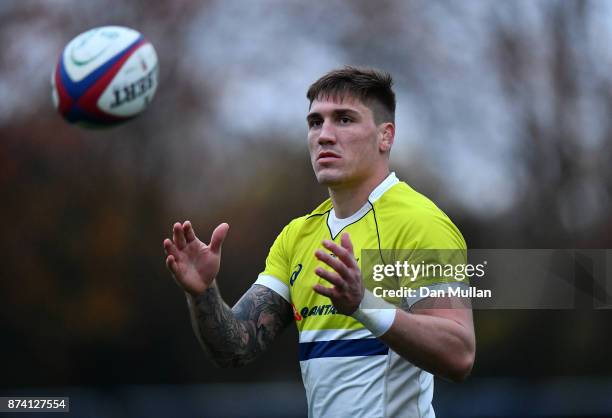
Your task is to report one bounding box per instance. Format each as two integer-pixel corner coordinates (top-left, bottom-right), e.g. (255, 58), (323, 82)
(52, 25), (158, 127)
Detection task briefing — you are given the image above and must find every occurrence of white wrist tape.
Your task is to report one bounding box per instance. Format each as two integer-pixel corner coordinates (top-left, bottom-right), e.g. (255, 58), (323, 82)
(351, 290), (397, 337)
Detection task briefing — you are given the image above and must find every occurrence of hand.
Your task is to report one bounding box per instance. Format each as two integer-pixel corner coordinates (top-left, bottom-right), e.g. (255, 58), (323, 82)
(163, 221), (230, 296)
(312, 233), (364, 315)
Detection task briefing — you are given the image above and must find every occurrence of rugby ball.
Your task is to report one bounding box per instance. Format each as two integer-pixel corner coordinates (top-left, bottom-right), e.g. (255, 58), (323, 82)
(52, 26), (158, 127)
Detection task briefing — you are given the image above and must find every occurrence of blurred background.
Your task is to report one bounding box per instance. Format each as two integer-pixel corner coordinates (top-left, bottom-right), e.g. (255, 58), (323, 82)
(2, 0), (612, 416)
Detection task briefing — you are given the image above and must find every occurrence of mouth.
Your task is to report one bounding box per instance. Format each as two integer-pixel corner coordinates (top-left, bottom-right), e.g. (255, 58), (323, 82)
(317, 151), (341, 163)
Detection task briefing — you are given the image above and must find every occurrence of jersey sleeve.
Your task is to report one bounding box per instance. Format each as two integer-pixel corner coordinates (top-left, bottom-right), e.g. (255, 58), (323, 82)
(254, 221), (295, 303)
(399, 211), (469, 307)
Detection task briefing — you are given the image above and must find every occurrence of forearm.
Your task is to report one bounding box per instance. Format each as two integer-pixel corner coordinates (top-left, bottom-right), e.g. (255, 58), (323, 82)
(186, 283), (291, 368)
(380, 309), (475, 382)
(185, 283), (249, 367)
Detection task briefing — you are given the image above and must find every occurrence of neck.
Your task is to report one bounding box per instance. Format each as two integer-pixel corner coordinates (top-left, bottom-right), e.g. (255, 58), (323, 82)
(329, 168), (390, 219)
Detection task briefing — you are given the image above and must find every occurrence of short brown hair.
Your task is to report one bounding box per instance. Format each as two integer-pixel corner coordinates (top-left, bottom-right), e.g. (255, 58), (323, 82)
(306, 66), (396, 124)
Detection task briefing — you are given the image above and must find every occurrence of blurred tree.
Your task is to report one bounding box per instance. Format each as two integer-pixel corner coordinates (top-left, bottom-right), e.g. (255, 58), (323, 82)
(1, 0), (612, 388)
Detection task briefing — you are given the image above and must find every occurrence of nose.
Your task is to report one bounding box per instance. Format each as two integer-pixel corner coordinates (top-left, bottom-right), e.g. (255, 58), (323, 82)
(317, 120), (336, 145)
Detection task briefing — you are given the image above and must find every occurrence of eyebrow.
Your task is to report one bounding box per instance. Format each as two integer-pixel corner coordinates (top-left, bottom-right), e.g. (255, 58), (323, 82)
(306, 108), (360, 121)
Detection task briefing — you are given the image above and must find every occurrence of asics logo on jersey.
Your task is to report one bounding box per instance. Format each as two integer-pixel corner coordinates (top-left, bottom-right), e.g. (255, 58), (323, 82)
(290, 263), (303, 286)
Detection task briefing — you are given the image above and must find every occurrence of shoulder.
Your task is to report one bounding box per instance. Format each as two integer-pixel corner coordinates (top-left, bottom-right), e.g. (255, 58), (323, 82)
(375, 181), (466, 249)
(278, 198), (332, 239)
(306, 198), (333, 219)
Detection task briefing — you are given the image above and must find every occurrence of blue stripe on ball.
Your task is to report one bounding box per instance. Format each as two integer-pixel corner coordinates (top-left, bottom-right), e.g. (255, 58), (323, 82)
(60, 35), (144, 102)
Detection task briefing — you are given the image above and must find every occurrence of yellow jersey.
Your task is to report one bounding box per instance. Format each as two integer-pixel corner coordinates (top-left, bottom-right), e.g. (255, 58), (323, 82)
(255, 172), (466, 418)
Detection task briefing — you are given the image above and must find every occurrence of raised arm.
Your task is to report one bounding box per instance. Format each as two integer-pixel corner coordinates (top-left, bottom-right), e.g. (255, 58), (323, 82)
(312, 233), (475, 382)
(186, 283), (292, 367)
(164, 221), (292, 368)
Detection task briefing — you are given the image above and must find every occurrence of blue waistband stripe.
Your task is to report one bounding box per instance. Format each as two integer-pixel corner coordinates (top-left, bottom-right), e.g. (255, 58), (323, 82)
(299, 338), (389, 361)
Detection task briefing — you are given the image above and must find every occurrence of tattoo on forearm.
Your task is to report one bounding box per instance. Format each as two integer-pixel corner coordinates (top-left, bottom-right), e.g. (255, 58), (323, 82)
(191, 284), (292, 367)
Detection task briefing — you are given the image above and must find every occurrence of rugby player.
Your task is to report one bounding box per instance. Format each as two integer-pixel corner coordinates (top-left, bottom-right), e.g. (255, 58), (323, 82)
(163, 67), (475, 417)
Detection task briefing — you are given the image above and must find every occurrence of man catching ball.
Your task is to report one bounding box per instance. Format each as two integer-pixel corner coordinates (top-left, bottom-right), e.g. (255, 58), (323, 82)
(163, 67), (475, 418)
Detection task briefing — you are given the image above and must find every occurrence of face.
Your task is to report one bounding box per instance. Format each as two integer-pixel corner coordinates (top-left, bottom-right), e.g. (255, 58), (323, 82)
(307, 95), (392, 187)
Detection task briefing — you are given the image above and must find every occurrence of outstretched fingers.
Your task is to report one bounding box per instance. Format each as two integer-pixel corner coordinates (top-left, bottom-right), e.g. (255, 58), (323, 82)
(165, 254), (178, 275)
(322, 237), (358, 270)
(315, 266), (345, 289)
(173, 222), (187, 249)
(209, 223), (230, 254)
(163, 238), (179, 258)
(340, 233), (354, 257)
(315, 249), (350, 278)
(163, 238), (180, 273)
(183, 220), (197, 243)
(313, 283), (339, 299)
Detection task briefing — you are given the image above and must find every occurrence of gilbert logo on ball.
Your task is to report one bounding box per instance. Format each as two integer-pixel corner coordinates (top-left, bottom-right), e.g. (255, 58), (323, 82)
(51, 26), (158, 127)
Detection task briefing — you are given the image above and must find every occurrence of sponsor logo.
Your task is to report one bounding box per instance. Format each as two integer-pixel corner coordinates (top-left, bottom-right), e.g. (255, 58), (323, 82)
(70, 29), (119, 67)
(110, 65), (157, 108)
(291, 303), (302, 321)
(298, 304), (338, 320)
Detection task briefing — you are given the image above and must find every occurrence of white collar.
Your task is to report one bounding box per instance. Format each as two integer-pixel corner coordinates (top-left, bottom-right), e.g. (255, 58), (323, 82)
(327, 172), (399, 238)
(368, 171), (399, 203)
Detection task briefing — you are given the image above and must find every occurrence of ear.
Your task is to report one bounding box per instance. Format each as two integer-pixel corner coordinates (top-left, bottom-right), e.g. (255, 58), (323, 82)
(378, 122), (395, 153)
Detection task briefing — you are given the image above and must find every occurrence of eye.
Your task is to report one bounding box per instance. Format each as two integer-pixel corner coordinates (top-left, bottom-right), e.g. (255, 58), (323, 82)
(308, 119), (322, 129)
(339, 116), (352, 124)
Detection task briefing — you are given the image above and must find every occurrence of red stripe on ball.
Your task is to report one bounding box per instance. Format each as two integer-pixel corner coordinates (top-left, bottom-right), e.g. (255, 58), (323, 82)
(76, 39), (148, 123)
(54, 61), (74, 116)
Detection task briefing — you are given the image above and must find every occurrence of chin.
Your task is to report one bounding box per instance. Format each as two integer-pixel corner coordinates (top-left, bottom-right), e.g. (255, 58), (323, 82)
(315, 170), (346, 186)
